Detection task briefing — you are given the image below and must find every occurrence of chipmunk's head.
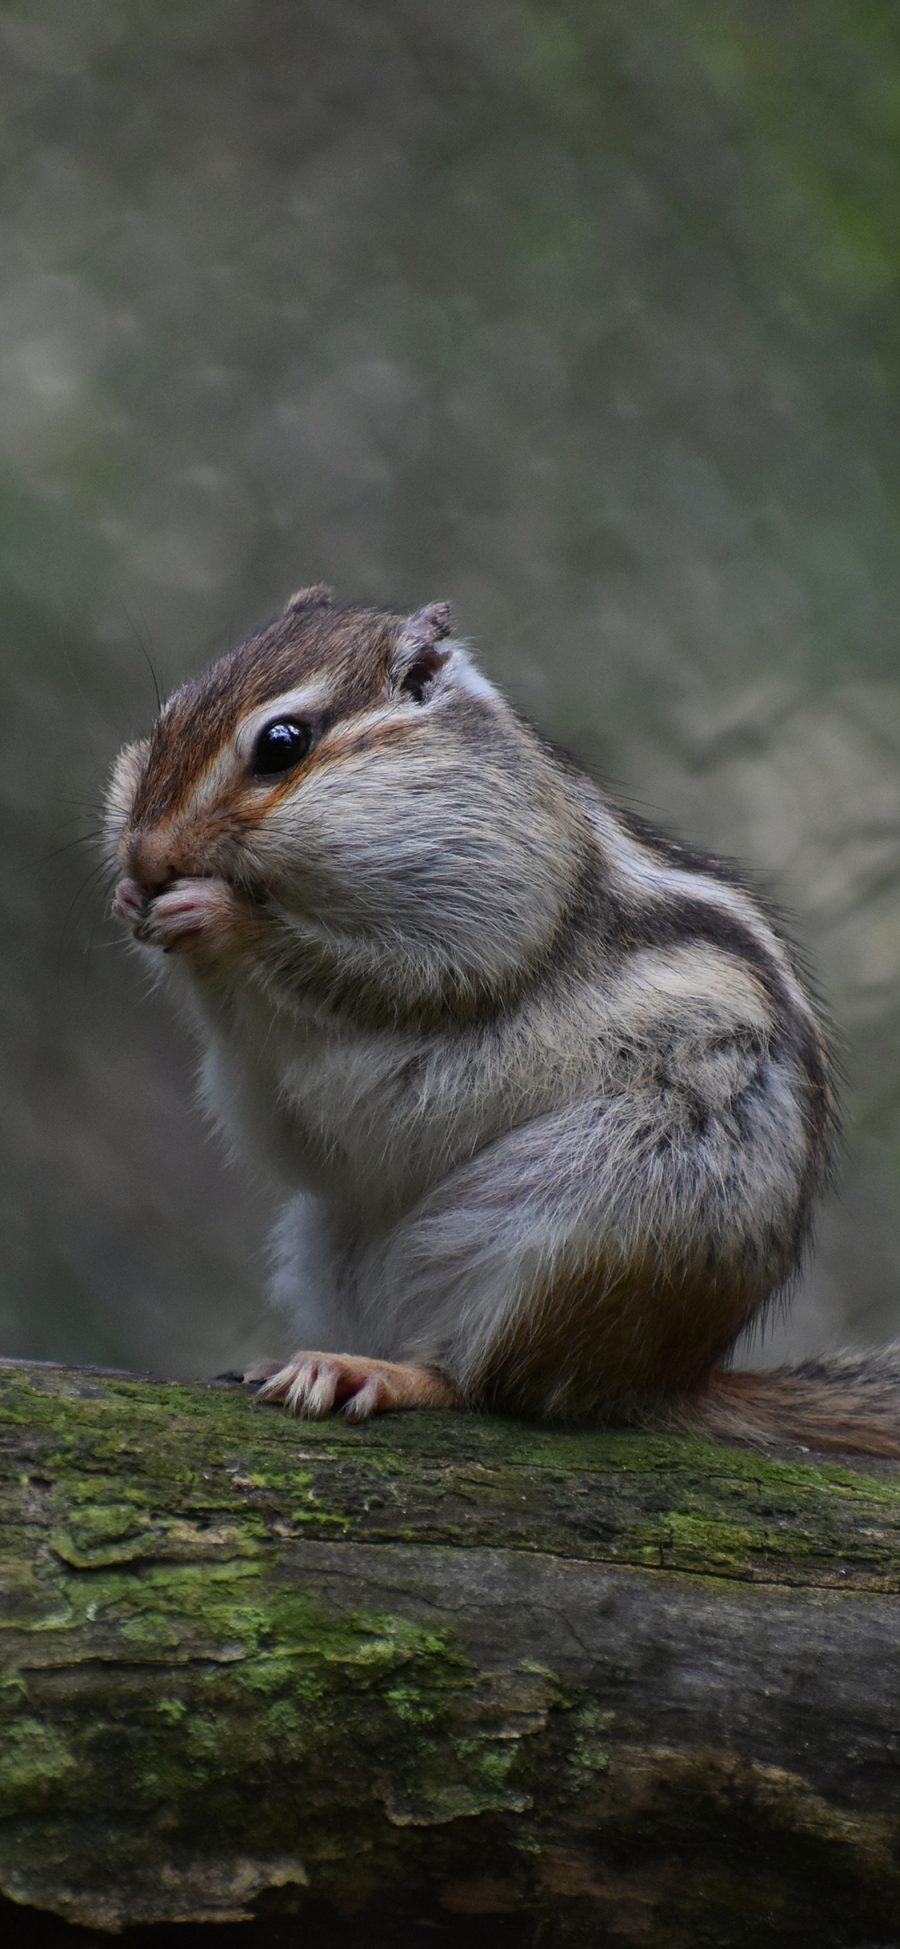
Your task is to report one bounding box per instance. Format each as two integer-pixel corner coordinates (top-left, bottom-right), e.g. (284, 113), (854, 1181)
(106, 586), (579, 995)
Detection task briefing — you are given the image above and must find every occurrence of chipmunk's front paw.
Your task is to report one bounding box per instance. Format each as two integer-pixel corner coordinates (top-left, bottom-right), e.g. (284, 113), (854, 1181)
(143, 877), (239, 951)
(248, 1351), (459, 1420)
(114, 876), (253, 955)
(112, 877), (148, 929)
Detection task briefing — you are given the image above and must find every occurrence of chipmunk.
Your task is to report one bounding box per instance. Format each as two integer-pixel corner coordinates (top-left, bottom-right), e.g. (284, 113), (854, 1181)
(105, 585), (899, 1457)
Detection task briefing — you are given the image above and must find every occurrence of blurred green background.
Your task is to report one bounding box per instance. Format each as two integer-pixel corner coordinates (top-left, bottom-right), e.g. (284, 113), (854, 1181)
(3, 0), (900, 1380)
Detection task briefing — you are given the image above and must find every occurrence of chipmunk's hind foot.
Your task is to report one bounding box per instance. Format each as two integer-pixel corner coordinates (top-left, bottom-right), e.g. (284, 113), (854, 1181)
(246, 1351), (458, 1420)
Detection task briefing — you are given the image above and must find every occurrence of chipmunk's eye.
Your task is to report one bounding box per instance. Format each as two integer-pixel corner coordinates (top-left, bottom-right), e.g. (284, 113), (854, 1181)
(252, 718), (311, 778)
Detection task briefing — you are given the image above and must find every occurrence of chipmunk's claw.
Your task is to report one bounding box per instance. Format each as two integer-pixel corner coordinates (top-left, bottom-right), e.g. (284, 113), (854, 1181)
(247, 1351), (458, 1419)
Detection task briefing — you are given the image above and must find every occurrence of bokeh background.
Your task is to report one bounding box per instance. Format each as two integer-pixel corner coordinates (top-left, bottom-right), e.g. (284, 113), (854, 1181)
(3, 0), (900, 1380)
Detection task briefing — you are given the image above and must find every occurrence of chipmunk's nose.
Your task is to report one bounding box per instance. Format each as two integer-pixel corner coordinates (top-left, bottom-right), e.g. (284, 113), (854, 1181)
(127, 829), (186, 895)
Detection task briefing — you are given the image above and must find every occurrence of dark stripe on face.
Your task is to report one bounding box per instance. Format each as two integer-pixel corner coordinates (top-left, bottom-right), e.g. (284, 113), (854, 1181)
(234, 715), (429, 826)
(130, 604), (406, 828)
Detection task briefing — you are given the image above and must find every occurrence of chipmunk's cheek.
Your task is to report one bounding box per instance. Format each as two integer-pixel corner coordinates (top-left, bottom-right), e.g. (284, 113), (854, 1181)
(140, 878), (248, 954)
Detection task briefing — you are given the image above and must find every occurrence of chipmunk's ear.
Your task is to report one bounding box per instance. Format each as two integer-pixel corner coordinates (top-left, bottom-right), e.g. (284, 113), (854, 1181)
(393, 602), (453, 701)
(284, 584), (334, 614)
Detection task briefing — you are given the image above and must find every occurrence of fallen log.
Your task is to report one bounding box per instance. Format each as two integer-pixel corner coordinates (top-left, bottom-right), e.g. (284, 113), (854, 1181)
(1, 1360), (899, 1948)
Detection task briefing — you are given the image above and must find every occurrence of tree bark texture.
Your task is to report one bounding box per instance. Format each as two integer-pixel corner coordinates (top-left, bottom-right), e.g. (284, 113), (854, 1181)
(1, 1361), (899, 1949)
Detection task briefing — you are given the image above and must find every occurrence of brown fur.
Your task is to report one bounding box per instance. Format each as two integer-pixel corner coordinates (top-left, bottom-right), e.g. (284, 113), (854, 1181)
(477, 1254), (768, 1420)
(679, 1364), (900, 1459)
(107, 590), (873, 1459)
(129, 604), (406, 829)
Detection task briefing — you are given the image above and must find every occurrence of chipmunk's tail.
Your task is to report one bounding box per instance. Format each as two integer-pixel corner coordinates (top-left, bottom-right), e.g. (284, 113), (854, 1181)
(667, 1351), (900, 1459)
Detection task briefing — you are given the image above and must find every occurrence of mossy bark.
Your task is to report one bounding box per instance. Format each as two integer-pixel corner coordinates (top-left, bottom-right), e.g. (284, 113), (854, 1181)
(1, 1361), (900, 1948)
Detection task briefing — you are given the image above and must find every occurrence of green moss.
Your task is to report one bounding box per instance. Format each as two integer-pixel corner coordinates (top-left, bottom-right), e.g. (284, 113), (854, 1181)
(0, 1721), (78, 1799)
(384, 1684), (440, 1727)
(233, 1651), (308, 1697)
(629, 1508), (816, 1575)
(258, 1698), (304, 1741)
(456, 1736), (525, 1794)
(289, 1504), (350, 1530)
(235, 1663), (325, 1707)
(566, 1702), (614, 1786)
(3, 1364), (900, 1937)
(7, 1370), (900, 1598)
(154, 1697), (187, 1724)
(184, 1715), (221, 1768)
